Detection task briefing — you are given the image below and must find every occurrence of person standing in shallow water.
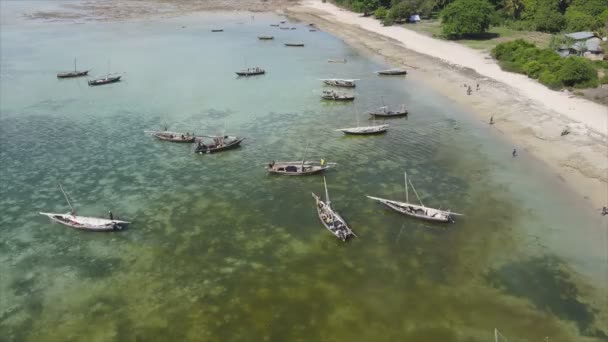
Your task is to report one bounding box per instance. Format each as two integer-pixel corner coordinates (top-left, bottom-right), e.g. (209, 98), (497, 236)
(512, 149), (517, 157)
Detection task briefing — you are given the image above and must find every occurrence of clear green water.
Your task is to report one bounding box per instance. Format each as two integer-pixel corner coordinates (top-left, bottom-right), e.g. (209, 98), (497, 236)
(1, 5), (607, 342)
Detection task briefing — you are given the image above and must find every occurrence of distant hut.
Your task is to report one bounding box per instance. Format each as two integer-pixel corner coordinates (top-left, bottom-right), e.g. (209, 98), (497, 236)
(559, 32), (604, 59)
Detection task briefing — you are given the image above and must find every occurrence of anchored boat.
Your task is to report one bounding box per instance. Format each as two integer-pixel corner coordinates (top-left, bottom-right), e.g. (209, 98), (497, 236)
(40, 184), (129, 231)
(328, 59), (347, 63)
(266, 160), (334, 175)
(88, 75), (121, 86)
(321, 78), (357, 88)
(312, 177), (356, 242)
(193, 135), (244, 154)
(367, 172), (463, 223)
(321, 90), (354, 101)
(377, 68), (407, 76)
(57, 58), (89, 78)
(146, 130), (196, 143)
(336, 107), (388, 135)
(258, 35), (274, 40)
(236, 67), (265, 77)
(285, 43), (305, 47)
(368, 98), (408, 117)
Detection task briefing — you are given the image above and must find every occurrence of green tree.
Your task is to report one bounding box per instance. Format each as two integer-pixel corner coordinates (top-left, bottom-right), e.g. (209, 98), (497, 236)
(533, 0), (566, 32)
(374, 6), (389, 18)
(503, 0), (525, 18)
(558, 57), (598, 87)
(440, 0), (495, 38)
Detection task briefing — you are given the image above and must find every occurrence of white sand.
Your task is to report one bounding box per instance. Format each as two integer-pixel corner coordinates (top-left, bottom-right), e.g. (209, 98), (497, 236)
(303, 0), (608, 135)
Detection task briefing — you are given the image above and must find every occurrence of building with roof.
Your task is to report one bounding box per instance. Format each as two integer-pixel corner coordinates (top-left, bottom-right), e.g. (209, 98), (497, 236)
(557, 32), (604, 58)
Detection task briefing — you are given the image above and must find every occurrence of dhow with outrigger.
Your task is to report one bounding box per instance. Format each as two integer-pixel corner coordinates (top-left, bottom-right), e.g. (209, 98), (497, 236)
(40, 184), (129, 231)
(367, 172), (462, 223)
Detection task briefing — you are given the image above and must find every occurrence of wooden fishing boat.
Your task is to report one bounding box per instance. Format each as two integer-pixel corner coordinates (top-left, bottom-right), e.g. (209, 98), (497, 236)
(290, 27), (297, 30)
(258, 35), (274, 40)
(309, 29), (318, 32)
(266, 160), (335, 175)
(88, 75), (121, 86)
(336, 124), (388, 135)
(377, 68), (407, 76)
(40, 184), (129, 231)
(336, 107), (388, 135)
(321, 79), (357, 88)
(57, 58), (89, 78)
(147, 130), (196, 143)
(193, 135), (244, 154)
(367, 172), (463, 223)
(328, 59), (347, 63)
(280, 21), (287, 24)
(211, 29), (224, 32)
(312, 177), (356, 242)
(270, 24), (279, 27)
(368, 105), (408, 117)
(280, 27), (290, 30)
(321, 90), (354, 101)
(236, 67), (265, 76)
(285, 43), (305, 47)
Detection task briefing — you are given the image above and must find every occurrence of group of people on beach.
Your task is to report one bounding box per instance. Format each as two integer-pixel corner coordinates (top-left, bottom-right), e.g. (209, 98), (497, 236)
(464, 83), (480, 96)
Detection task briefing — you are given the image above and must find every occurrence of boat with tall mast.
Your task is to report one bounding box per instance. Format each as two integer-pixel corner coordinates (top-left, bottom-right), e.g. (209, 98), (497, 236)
(321, 90), (354, 101)
(39, 184), (129, 231)
(88, 61), (121, 86)
(367, 172), (462, 223)
(193, 135), (244, 154)
(312, 177), (356, 241)
(57, 58), (89, 78)
(335, 106), (388, 135)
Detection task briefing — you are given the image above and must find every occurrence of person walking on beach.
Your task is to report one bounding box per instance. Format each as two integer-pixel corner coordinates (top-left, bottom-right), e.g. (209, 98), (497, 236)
(467, 86), (472, 95)
(512, 149), (517, 157)
(489, 116), (494, 125)
(476, 83), (480, 91)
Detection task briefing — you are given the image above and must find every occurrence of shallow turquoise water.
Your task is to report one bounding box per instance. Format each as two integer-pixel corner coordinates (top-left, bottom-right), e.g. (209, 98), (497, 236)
(1, 6), (607, 342)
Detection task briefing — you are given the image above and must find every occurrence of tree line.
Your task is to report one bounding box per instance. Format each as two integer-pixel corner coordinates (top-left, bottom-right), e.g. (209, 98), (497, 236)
(332, 0), (608, 38)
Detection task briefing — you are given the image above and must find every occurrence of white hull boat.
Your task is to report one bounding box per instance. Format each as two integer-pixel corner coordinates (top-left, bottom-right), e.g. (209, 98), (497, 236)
(336, 124), (388, 135)
(312, 177), (356, 241)
(40, 212), (129, 231)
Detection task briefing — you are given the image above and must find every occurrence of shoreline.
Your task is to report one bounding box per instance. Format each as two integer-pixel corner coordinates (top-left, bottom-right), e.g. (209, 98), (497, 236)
(286, 1), (608, 211)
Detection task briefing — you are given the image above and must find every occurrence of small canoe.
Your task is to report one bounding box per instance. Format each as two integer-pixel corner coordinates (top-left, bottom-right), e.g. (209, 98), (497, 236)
(211, 29), (224, 32)
(290, 27), (297, 30)
(270, 24), (279, 27)
(258, 36), (274, 40)
(194, 136), (244, 154)
(88, 75), (121, 86)
(285, 43), (305, 47)
(309, 29), (317, 32)
(377, 69), (407, 76)
(279, 27), (290, 30)
(266, 160), (335, 176)
(335, 124), (389, 135)
(40, 212), (129, 231)
(328, 59), (347, 63)
(57, 70), (89, 78)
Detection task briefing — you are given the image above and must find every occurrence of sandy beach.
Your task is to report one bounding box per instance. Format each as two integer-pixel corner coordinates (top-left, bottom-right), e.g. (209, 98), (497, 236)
(287, 0), (608, 210)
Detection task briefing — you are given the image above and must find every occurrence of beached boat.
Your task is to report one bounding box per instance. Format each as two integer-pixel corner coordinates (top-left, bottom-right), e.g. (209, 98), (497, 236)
(40, 184), (129, 231)
(328, 59), (347, 63)
(193, 135), (244, 154)
(285, 43), (305, 47)
(88, 75), (121, 86)
(321, 79), (357, 88)
(312, 177), (356, 242)
(367, 172), (463, 223)
(236, 67), (265, 76)
(258, 35), (274, 40)
(321, 90), (354, 101)
(377, 68), (407, 76)
(211, 29), (224, 32)
(266, 160), (335, 175)
(57, 58), (89, 78)
(147, 130), (196, 143)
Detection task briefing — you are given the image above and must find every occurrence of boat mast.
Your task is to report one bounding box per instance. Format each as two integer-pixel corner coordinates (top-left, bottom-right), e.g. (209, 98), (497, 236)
(408, 178), (425, 207)
(404, 172), (408, 203)
(323, 176), (330, 205)
(301, 141), (310, 168)
(381, 95), (387, 113)
(59, 183), (76, 214)
(74, 58), (77, 72)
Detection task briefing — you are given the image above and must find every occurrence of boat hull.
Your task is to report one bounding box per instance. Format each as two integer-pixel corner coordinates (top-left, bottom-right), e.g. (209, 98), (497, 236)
(312, 193), (355, 241)
(57, 70), (89, 78)
(285, 44), (305, 47)
(337, 125), (389, 135)
(40, 212), (129, 231)
(88, 76), (121, 86)
(367, 196), (456, 223)
(153, 132), (196, 143)
(378, 70), (407, 76)
(267, 162), (331, 175)
(194, 138), (244, 154)
(236, 71), (265, 76)
(368, 111), (408, 117)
